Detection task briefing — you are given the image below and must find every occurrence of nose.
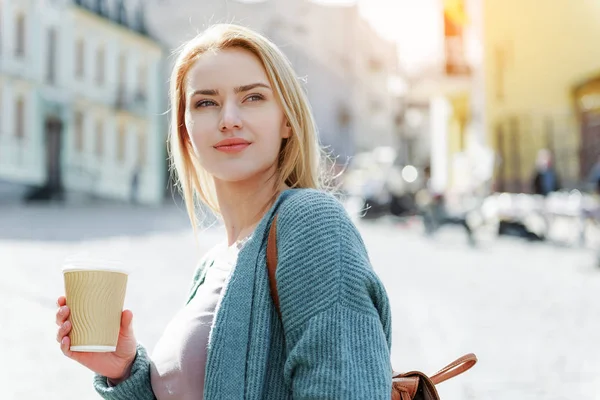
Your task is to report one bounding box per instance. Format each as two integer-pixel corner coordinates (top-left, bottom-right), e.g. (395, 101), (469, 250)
(219, 101), (243, 132)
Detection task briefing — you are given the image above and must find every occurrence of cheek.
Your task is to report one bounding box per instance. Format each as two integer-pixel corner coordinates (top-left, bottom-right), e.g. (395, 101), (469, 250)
(183, 112), (208, 158)
(252, 118), (285, 153)
(183, 112), (196, 144)
(183, 112), (193, 139)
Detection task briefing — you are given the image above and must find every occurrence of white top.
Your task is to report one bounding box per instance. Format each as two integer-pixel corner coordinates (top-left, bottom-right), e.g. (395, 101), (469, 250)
(149, 241), (242, 400)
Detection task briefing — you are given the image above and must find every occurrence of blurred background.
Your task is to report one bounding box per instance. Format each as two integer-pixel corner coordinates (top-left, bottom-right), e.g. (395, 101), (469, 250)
(1, 0), (600, 399)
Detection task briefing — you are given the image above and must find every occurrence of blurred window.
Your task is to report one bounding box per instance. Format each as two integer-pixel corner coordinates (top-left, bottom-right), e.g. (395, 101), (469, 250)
(118, 52), (126, 90)
(137, 63), (147, 101)
(0, 3), (3, 54)
(117, 124), (126, 162)
(95, 119), (104, 158)
(15, 97), (25, 139)
(75, 39), (84, 78)
(47, 28), (57, 84)
(96, 46), (105, 85)
(15, 14), (25, 57)
(74, 111), (84, 152)
(137, 130), (146, 165)
(0, 86), (3, 135)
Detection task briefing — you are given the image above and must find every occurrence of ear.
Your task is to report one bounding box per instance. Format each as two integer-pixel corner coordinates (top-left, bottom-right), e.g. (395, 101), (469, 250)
(282, 120), (292, 139)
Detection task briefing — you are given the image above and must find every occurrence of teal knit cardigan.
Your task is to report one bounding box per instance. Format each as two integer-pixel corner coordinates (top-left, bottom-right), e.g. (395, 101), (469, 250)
(94, 189), (393, 399)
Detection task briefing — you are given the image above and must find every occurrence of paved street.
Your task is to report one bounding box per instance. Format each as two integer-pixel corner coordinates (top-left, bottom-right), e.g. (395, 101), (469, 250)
(2, 202), (599, 400)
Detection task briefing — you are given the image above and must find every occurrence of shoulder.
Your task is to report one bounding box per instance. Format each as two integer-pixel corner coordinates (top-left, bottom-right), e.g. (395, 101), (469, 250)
(277, 188), (348, 230)
(273, 189), (385, 327)
(275, 187), (362, 248)
(275, 188), (363, 258)
(276, 188), (363, 247)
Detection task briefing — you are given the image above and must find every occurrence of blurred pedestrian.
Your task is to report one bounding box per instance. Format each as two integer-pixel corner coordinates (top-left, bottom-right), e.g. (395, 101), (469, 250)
(532, 149), (561, 196)
(419, 166), (476, 246)
(55, 24), (392, 399)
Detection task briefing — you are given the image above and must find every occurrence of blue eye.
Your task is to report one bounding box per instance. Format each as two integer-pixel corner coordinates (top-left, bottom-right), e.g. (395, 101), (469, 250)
(196, 100), (216, 108)
(246, 94), (264, 102)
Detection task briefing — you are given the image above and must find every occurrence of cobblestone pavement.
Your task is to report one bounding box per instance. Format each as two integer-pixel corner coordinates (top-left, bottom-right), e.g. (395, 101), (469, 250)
(2, 203), (599, 400)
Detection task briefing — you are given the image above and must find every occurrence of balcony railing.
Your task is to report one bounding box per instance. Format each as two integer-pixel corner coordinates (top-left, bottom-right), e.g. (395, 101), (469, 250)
(114, 89), (147, 114)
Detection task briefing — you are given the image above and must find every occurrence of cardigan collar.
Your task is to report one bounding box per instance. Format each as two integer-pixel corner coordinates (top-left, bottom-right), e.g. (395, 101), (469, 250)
(203, 188), (298, 399)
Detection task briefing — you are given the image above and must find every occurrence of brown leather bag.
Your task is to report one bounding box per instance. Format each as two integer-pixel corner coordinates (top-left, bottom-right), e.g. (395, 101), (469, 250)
(266, 215), (478, 400)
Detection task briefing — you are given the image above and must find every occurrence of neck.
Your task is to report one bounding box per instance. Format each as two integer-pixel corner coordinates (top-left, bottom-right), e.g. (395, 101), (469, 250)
(215, 172), (286, 247)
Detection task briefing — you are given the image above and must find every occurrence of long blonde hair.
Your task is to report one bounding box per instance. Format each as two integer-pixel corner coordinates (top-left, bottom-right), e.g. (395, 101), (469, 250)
(168, 24), (329, 229)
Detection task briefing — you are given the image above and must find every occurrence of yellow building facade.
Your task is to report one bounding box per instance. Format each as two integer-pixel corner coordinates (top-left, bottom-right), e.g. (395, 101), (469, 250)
(483, 0), (600, 192)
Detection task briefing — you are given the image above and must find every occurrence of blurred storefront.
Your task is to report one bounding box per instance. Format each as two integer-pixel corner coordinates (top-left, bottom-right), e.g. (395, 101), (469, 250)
(483, 0), (600, 192)
(0, 0), (165, 205)
(574, 76), (600, 179)
(403, 0), (491, 197)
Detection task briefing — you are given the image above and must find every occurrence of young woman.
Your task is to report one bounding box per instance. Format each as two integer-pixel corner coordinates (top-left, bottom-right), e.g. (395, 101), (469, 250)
(55, 24), (393, 399)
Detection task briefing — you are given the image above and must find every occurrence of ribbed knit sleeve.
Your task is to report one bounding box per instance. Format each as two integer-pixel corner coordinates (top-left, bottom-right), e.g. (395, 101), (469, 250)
(276, 190), (392, 399)
(93, 344), (156, 400)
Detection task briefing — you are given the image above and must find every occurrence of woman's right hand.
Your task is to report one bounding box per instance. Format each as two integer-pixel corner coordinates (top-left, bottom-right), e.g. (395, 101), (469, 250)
(56, 296), (138, 383)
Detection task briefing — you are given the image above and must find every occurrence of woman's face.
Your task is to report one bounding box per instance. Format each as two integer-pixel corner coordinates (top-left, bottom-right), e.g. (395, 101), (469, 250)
(184, 48), (291, 183)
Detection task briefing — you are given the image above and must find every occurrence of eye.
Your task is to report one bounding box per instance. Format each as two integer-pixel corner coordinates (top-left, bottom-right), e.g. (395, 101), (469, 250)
(245, 94), (264, 102)
(195, 99), (217, 108)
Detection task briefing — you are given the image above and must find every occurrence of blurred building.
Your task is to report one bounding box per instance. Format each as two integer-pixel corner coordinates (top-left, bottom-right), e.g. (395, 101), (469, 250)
(145, 0), (399, 162)
(0, 0), (165, 205)
(400, 0), (491, 197)
(483, 0), (600, 192)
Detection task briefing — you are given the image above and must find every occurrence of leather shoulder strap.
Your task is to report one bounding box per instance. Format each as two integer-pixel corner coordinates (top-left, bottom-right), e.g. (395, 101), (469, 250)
(267, 214), (281, 316)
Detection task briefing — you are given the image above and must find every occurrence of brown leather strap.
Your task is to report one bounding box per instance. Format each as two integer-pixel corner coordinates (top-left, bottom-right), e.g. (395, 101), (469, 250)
(430, 353), (477, 385)
(267, 215), (281, 317)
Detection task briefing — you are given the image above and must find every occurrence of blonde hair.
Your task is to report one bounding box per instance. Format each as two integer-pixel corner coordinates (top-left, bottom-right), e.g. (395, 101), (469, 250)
(168, 24), (329, 229)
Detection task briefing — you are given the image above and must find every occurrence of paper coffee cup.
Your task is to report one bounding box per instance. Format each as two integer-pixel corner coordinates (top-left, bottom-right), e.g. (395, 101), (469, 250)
(63, 258), (129, 352)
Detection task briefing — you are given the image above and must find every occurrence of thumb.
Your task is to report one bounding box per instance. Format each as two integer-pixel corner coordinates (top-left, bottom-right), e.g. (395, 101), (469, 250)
(121, 309), (134, 335)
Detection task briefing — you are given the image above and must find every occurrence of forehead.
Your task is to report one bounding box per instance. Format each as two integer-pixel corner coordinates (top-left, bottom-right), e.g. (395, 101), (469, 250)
(185, 48), (268, 92)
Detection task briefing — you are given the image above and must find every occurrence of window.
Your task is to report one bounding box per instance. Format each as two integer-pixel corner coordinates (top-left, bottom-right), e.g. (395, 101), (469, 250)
(96, 46), (105, 85)
(118, 53), (126, 86)
(0, 87), (3, 135)
(117, 52), (126, 105)
(117, 124), (126, 161)
(75, 39), (84, 78)
(15, 14), (25, 57)
(15, 97), (24, 139)
(95, 119), (104, 157)
(0, 3), (3, 55)
(495, 45), (507, 102)
(74, 111), (84, 152)
(137, 130), (146, 165)
(136, 64), (147, 101)
(47, 28), (57, 84)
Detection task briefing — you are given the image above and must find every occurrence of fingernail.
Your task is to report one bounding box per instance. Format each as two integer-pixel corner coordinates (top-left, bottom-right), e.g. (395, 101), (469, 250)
(61, 337), (68, 345)
(63, 321), (70, 329)
(60, 306), (67, 314)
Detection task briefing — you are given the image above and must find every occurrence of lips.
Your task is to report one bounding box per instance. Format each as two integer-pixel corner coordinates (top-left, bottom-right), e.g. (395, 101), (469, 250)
(213, 138), (251, 153)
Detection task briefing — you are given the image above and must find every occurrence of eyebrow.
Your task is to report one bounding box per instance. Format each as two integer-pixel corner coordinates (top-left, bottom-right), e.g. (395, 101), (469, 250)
(190, 82), (271, 97)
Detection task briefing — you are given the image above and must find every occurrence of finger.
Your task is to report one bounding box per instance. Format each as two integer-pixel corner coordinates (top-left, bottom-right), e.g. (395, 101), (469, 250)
(56, 320), (71, 343)
(60, 335), (74, 358)
(55, 306), (70, 326)
(57, 296), (66, 307)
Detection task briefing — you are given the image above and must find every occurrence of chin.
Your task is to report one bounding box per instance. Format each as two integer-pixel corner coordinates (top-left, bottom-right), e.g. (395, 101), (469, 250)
(211, 166), (275, 184)
(214, 172), (259, 183)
